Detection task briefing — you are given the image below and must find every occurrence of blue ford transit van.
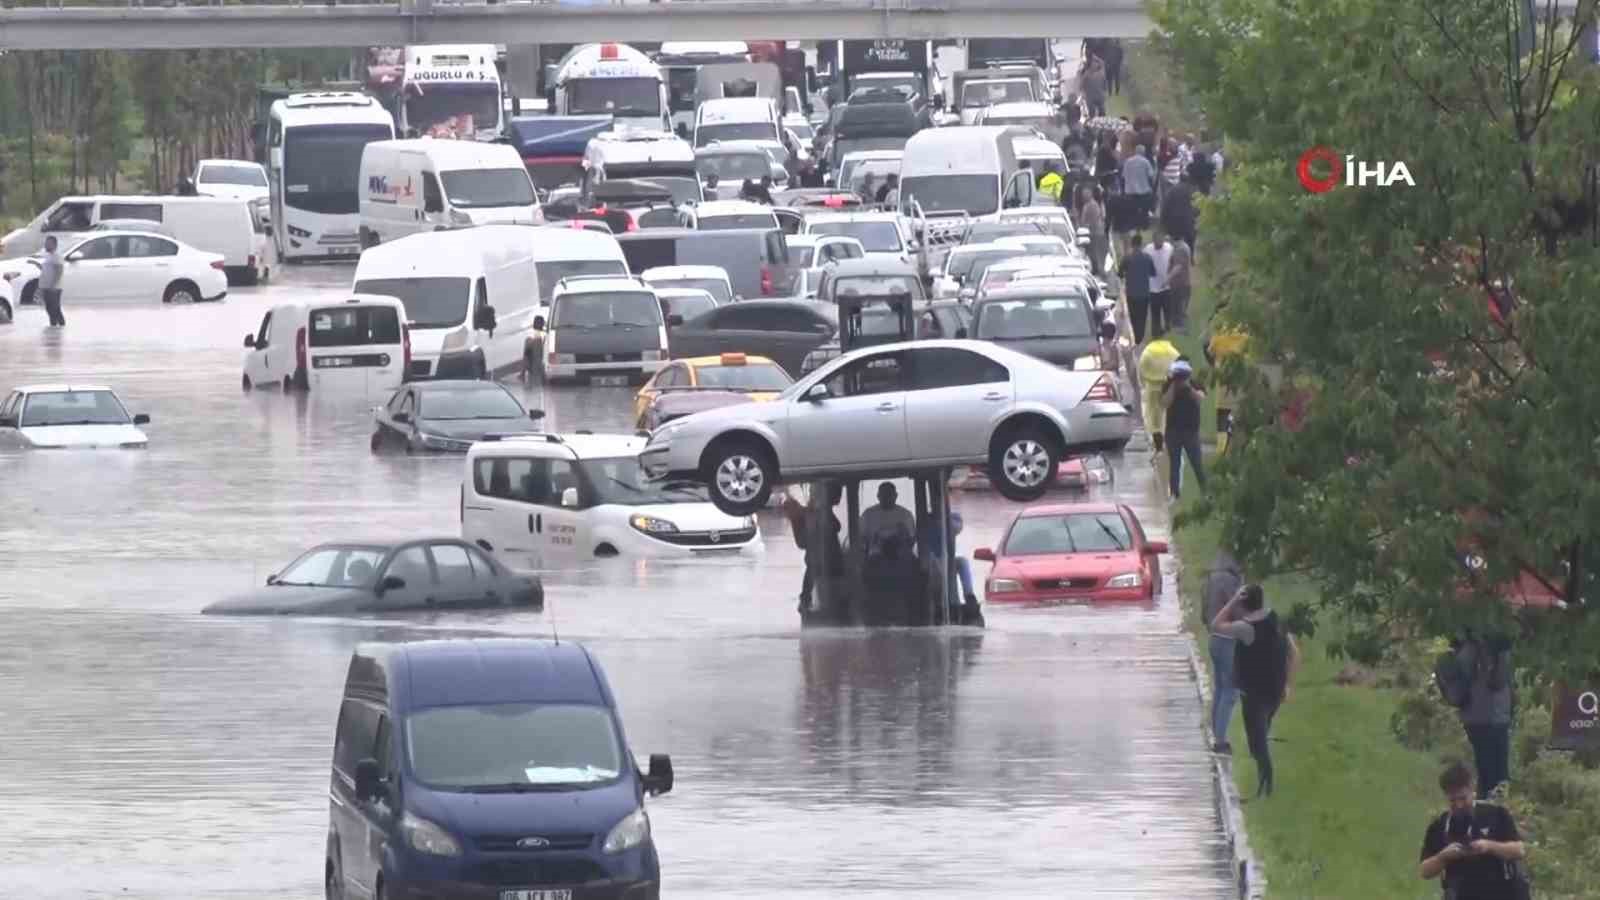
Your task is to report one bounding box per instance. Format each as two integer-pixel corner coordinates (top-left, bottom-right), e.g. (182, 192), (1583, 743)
(325, 639), (674, 900)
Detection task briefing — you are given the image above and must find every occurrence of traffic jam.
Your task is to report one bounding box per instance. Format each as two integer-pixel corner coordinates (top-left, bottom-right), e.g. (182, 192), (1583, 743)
(0, 37), (1212, 900)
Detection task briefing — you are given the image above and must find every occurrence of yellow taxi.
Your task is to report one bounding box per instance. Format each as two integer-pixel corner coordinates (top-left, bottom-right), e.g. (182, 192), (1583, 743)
(633, 353), (794, 426)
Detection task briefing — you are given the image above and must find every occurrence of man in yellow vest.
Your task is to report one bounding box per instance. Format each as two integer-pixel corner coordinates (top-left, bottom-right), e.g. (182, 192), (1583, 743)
(1138, 325), (1182, 452)
(1205, 325), (1249, 455)
(1039, 165), (1066, 203)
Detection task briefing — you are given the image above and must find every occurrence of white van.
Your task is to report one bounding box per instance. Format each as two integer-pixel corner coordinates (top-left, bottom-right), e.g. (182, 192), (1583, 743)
(351, 225), (542, 381)
(358, 139), (543, 247)
(0, 195), (267, 285)
(528, 226), (632, 309)
(898, 126), (1034, 221)
(242, 295), (408, 393)
(693, 97), (782, 148)
(463, 431), (762, 569)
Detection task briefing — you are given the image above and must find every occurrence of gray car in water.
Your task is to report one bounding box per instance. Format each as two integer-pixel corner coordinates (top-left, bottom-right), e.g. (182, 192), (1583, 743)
(202, 538), (543, 615)
(970, 283), (1104, 372)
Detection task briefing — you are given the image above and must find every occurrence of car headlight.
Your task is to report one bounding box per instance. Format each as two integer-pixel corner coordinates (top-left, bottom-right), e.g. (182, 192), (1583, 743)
(742, 516), (756, 529)
(630, 513), (679, 534)
(402, 812), (462, 857)
(419, 431), (452, 447)
(1106, 572), (1142, 589)
(1072, 355), (1101, 371)
(287, 224), (311, 238)
(602, 807), (650, 855)
(987, 578), (1023, 593)
(641, 350), (663, 361)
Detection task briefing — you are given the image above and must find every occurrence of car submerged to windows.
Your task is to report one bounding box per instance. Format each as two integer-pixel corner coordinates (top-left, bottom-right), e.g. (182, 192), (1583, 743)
(0, 384), (150, 449)
(371, 380), (544, 453)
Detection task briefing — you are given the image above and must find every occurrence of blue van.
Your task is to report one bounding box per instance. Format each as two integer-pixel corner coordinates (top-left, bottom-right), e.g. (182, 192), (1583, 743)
(325, 639), (674, 900)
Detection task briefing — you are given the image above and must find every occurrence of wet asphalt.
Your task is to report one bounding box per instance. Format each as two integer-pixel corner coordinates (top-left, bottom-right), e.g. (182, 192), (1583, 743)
(0, 262), (1233, 898)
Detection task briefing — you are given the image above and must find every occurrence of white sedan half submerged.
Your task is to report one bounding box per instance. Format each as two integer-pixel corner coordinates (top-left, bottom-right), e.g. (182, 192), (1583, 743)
(0, 384), (150, 449)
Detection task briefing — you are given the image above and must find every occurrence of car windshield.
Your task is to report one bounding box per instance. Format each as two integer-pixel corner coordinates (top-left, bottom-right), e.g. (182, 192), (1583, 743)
(966, 222), (1046, 242)
(199, 164), (267, 187)
(353, 277), (470, 330)
(696, 122), (779, 146)
(834, 275), (921, 301)
(840, 159), (901, 193)
(405, 83), (500, 136)
(284, 124), (395, 215)
(418, 386), (524, 420)
(649, 276), (732, 303)
(19, 390), (131, 427)
(962, 81), (1033, 108)
(854, 76), (921, 98)
(696, 152), (771, 180)
(441, 168), (536, 209)
(809, 221), (902, 253)
(856, 303), (914, 337)
(947, 248), (1025, 280)
(309, 305), (403, 347)
(1004, 513), (1132, 555)
(534, 259), (629, 302)
(579, 456), (711, 505)
(900, 174), (998, 216)
(554, 291), (663, 328)
(567, 77), (663, 117)
(999, 215), (1073, 244)
(667, 67), (699, 111)
(976, 295), (1093, 340)
(700, 213), (776, 231)
(696, 362), (792, 391)
(274, 545), (389, 587)
(407, 703), (624, 791)
(660, 291), (716, 319)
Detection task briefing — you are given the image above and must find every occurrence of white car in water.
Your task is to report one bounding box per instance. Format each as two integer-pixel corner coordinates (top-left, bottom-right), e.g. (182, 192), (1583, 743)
(0, 384), (150, 449)
(57, 230), (228, 304)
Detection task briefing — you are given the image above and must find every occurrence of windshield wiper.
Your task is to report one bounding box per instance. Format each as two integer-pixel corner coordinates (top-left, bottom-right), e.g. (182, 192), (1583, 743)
(1094, 520), (1127, 552)
(270, 580), (326, 587)
(609, 321), (655, 328)
(456, 782), (571, 794)
(40, 419), (119, 426)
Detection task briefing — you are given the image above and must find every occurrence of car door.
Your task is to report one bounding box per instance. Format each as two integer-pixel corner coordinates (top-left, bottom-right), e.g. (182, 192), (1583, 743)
(1124, 506), (1161, 592)
(468, 452), (557, 572)
(0, 391), (21, 447)
(246, 310), (273, 385)
(330, 697), (383, 899)
(372, 544), (437, 609)
(903, 346), (1013, 462)
(61, 235), (125, 301)
(785, 349), (910, 469)
(759, 305), (837, 375)
(636, 363), (682, 425)
(540, 457), (590, 555)
(126, 235), (179, 300)
(464, 545), (513, 605)
(425, 542), (485, 607)
(383, 389), (416, 445)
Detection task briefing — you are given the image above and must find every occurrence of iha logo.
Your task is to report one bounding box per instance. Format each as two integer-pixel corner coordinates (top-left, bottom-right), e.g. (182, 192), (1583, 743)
(1296, 146), (1415, 193)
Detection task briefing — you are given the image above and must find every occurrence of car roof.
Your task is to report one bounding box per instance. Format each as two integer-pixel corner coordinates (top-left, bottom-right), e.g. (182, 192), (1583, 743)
(806, 211), (900, 224)
(371, 639), (606, 710)
(314, 293), (405, 308)
(825, 257), (919, 277)
(553, 276), (653, 296)
(13, 384), (115, 394)
(410, 379), (514, 392)
(642, 265), (729, 281)
(683, 353), (780, 367)
(977, 282), (1093, 301)
(985, 101), (1053, 115)
(73, 229), (179, 242)
(654, 287), (715, 299)
(1018, 502), (1125, 518)
(696, 200), (775, 216)
(470, 431), (646, 459)
(840, 150), (904, 162)
(696, 140), (775, 156)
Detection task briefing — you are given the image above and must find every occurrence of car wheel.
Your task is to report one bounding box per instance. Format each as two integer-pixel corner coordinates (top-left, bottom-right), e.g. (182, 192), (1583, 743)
(163, 280), (199, 305)
(703, 437), (775, 517)
(325, 853), (344, 900)
(294, 367), (310, 391)
(989, 424), (1059, 502)
(20, 281), (37, 306)
(241, 373), (252, 391)
(0, 298), (11, 323)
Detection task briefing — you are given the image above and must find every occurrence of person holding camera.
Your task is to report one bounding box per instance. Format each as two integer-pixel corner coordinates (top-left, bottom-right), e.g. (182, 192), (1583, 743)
(1162, 358), (1206, 501)
(1212, 583), (1299, 798)
(1419, 760), (1528, 900)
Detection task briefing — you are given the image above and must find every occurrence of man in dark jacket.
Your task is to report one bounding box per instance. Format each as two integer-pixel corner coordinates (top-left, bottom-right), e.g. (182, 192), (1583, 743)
(1203, 550), (1245, 753)
(1117, 232), (1157, 344)
(1159, 174), (1199, 261)
(1452, 634), (1515, 798)
(1212, 583), (1300, 798)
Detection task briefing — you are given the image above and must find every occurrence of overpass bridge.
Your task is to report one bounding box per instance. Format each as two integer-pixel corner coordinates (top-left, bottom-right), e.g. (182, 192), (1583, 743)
(0, 0), (1151, 51)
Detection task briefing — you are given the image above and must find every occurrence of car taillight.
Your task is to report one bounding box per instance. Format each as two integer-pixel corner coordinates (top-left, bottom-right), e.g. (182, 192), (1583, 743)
(296, 326), (307, 373)
(761, 265), (773, 295)
(625, 212), (637, 232)
(210, 260), (226, 271)
(1083, 373), (1116, 403)
(402, 324), (412, 371)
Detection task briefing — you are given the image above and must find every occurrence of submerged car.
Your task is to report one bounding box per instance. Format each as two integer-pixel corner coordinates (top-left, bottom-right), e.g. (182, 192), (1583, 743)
(0, 384), (150, 449)
(973, 503), (1167, 604)
(371, 380), (543, 453)
(202, 537), (544, 614)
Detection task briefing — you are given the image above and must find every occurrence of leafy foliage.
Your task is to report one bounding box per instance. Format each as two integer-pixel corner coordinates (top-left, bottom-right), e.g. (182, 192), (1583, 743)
(1154, 0), (1600, 682)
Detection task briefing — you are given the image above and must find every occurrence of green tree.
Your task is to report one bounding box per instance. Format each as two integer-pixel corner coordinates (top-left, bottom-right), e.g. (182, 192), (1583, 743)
(1154, 0), (1600, 680)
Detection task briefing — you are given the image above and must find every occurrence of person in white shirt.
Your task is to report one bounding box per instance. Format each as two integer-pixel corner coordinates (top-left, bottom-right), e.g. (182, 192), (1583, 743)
(860, 482), (916, 559)
(1144, 232), (1174, 337)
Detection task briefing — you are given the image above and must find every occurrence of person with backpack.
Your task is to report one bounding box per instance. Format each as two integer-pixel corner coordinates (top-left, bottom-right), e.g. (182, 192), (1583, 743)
(1212, 583), (1301, 798)
(1418, 760), (1529, 900)
(1435, 633), (1515, 798)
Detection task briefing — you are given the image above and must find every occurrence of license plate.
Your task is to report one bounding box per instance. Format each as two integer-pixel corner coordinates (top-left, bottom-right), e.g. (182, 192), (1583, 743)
(590, 375), (628, 386)
(500, 891), (571, 900)
(317, 357), (353, 367)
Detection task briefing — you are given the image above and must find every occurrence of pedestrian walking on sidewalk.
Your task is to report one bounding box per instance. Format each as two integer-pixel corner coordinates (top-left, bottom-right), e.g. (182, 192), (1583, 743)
(1078, 185), (1108, 278)
(1418, 760), (1528, 900)
(1121, 145), (1157, 231)
(1203, 550), (1244, 754)
(1212, 584), (1299, 798)
(39, 235), (66, 327)
(1167, 236), (1193, 331)
(1162, 358), (1205, 500)
(1118, 233), (1156, 344)
(1144, 231), (1173, 337)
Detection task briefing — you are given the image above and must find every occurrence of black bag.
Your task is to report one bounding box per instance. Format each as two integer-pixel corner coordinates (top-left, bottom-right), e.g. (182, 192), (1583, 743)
(1434, 649), (1472, 708)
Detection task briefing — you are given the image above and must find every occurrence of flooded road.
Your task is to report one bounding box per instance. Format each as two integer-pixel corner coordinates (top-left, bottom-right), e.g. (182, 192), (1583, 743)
(0, 267), (1233, 899)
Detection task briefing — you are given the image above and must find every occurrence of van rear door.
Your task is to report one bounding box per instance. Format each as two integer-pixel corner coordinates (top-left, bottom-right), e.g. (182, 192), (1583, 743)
(306, 303), (405, 393)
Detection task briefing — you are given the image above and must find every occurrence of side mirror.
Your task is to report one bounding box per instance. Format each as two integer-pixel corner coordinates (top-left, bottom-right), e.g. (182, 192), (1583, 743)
(379, 575), (406, 593)
(266, 574), (279, 585)
(529, 409), (545, 421)
(244, 334), (256, 348)
(354, 757), (384, 801)
(804, 382), (829, 402)
(667, 313), (684, 327)
(391, 412), (411, 425)
(643, 753), (674, 796)
(476, 305), (497, 332)
(532, 315), (546, 331)
(561, 487), (580, 508)
(1144, 540), (1169, 555)
(973, 547), (996, 562)
(132, 413), (150, 425)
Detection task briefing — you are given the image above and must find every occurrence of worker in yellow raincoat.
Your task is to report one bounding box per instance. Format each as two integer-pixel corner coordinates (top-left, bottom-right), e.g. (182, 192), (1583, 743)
(1205, 324), (1249, 455)
(1038, 166), (1065, 203)
(1138, 325), (1181, 452)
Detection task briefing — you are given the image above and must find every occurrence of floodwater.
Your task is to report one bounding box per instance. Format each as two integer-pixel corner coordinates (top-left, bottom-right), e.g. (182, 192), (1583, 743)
(0, 265), (1233, 899)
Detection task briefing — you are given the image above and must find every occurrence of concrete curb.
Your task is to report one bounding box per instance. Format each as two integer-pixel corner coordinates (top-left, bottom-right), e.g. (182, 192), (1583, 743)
(1183, 635), (1267, 899)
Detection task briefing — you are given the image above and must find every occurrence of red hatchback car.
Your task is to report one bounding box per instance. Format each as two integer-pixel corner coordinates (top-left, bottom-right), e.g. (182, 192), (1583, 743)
(973, 503), (1168, 603)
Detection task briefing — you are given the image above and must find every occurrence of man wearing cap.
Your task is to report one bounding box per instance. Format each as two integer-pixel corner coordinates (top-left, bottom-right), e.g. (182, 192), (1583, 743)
(1162, 357), (1207, 502)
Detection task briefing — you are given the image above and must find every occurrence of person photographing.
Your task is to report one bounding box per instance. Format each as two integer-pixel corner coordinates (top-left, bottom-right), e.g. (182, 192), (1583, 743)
(1211, 583), (1299, 798)
(1162, 358), (1206, 501)
(1418, 760), (1528, 900)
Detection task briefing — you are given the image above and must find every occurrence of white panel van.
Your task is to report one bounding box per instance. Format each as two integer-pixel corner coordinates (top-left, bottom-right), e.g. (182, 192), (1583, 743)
(352, 225), (543, 380)
(242, 295), (408, 393)
(358, 139), (544, 247)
